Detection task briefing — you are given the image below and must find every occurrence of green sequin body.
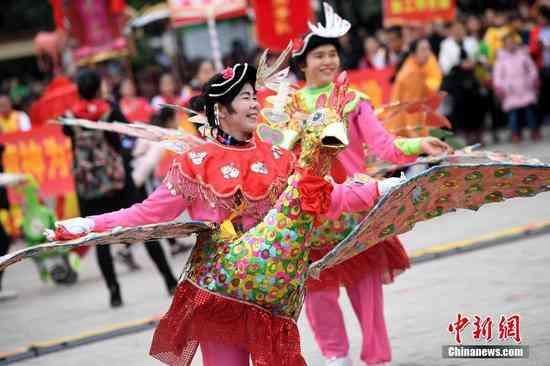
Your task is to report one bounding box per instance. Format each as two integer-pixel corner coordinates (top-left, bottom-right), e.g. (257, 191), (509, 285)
(185, 174), (316, 319)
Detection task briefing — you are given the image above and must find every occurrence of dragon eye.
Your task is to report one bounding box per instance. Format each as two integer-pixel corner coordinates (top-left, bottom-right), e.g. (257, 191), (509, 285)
(310, 111), (325, 125)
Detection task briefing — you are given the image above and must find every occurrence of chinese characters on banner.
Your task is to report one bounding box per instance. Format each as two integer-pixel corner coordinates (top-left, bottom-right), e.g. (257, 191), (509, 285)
(168, 0), (247, 27)
(252, 0), (312, 51)
(0, 126), (75, 203)
(448, 313), (522, 344)
(383, 0), (456, 26)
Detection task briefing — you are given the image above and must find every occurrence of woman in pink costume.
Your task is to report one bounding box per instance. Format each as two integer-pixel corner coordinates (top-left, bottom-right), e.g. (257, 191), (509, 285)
(289, 4), (451, 366)
(51, 62), (406, 366)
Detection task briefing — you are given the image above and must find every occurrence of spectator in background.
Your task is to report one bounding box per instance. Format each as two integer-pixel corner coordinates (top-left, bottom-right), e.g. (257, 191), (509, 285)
(466, 15), (489, 62)
(119, 78), (154, 123)
(151, 73), (184, 111)
(440, 21), (485, 145)
(484, 8), (497, 30)
(132, 107), (179, 191)
(338, 32), (363, 70)
(65, 69), (178, 308)
(439, 21), (479, 75)
(483, 9), (511, 64)
(224, 39), (248, 65)
(518, 0), (532, 20)
(467, 14), (485, 41)
(493, 32), (540, 142)
(392, 39), (442, 101)
(133, 107), (193, 256)
(427, 21), (448, 57)
(358, 36), (388, 70)
(181, 58), (215, 104)
(151, 73), (198, 134)
(390, 38), (443, 137)
(483, 9), (513, 143)
(375, 28), (389, 47)
(529, 4), (550, 120)
(386, 26), (407, 68)
(0, 94), (31, 133)
(508, 12), (530, 44)
(403, 24), (424, 50)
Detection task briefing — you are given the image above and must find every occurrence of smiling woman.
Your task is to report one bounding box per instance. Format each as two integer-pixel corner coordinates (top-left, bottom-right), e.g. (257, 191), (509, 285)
(190, 63), (260, 146)
(218, 84), (259, 141)
(286, 3), (452, 366)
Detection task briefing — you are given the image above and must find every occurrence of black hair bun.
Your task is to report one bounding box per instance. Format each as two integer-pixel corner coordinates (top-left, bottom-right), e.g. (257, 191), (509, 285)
(189, 95), (206, 113)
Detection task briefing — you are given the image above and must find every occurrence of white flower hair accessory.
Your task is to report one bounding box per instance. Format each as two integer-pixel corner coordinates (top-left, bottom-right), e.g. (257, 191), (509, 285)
(308, 2), (351, 38)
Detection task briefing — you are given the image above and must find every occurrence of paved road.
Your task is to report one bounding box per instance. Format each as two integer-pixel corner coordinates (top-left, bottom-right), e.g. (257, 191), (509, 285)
(1, 134), (549, 365)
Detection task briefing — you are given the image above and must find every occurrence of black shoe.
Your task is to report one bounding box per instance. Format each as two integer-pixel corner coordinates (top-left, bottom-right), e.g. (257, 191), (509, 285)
(109, 285), (123, 308)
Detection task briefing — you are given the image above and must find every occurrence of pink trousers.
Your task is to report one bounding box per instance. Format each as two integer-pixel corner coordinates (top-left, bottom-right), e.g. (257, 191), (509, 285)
(201, 341), (250, 366)
(305, 270), (391, 365)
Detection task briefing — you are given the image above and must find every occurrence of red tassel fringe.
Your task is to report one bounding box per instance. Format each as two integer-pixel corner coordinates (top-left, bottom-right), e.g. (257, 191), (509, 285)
(150, 280), (306, 366)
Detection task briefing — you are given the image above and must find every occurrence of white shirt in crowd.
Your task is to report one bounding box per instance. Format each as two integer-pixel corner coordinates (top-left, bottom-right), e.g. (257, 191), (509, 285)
(438, 36), (480, 75)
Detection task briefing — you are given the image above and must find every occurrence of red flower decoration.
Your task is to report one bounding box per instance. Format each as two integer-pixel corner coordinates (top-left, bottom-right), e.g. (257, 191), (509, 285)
(297, 173), (334, 225)
(292, 38), (304, 54)
(222, 67), (234, 80)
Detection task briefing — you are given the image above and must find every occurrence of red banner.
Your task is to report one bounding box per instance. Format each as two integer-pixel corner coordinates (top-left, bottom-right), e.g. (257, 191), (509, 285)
(252, 0), (312, 51)
(383, 0), (456, 26)
(0, 126), (74, 202)
(168, 0), (247, 27)
(347, 68), (394, 108)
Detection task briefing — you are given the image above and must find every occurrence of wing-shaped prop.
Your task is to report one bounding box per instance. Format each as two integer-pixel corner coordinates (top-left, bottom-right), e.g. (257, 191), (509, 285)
(56, 118), (204, 154)
(364, 144), (543, 177)
(0, 221), (213, 271)
(308, 159), (550, 278)
(375, 92), (451, 137)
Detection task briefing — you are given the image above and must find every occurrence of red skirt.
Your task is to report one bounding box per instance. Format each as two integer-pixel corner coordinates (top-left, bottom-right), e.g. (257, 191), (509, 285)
(150, 279), (306, 366)
(306, 236), (410, 292)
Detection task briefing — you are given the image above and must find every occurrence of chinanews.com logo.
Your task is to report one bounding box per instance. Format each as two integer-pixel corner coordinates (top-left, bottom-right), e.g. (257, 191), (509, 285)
(443, 313), (529, 359)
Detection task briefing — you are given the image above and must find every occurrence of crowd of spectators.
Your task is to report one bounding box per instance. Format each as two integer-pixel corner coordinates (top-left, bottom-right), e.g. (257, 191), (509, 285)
(4, 4), (550, 143)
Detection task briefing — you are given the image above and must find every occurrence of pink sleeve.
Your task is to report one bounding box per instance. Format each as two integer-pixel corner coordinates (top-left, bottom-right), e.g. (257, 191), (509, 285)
(343, 101), (416, 169)
(90, 184), (188, 231)
(325, 181), (380, 219)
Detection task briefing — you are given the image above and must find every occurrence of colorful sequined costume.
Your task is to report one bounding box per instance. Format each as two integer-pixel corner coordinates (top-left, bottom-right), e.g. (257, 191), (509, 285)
(90, 125), (384, 365)
(293, 83), (425, 364)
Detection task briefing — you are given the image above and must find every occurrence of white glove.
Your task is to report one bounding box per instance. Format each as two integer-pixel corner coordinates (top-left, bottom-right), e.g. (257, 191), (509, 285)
(44, 217), (95, 241)
(377, 176), (406, 196)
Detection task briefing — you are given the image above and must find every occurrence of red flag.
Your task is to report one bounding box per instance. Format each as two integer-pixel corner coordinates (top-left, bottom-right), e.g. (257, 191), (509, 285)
(252, 0), (312, 52)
